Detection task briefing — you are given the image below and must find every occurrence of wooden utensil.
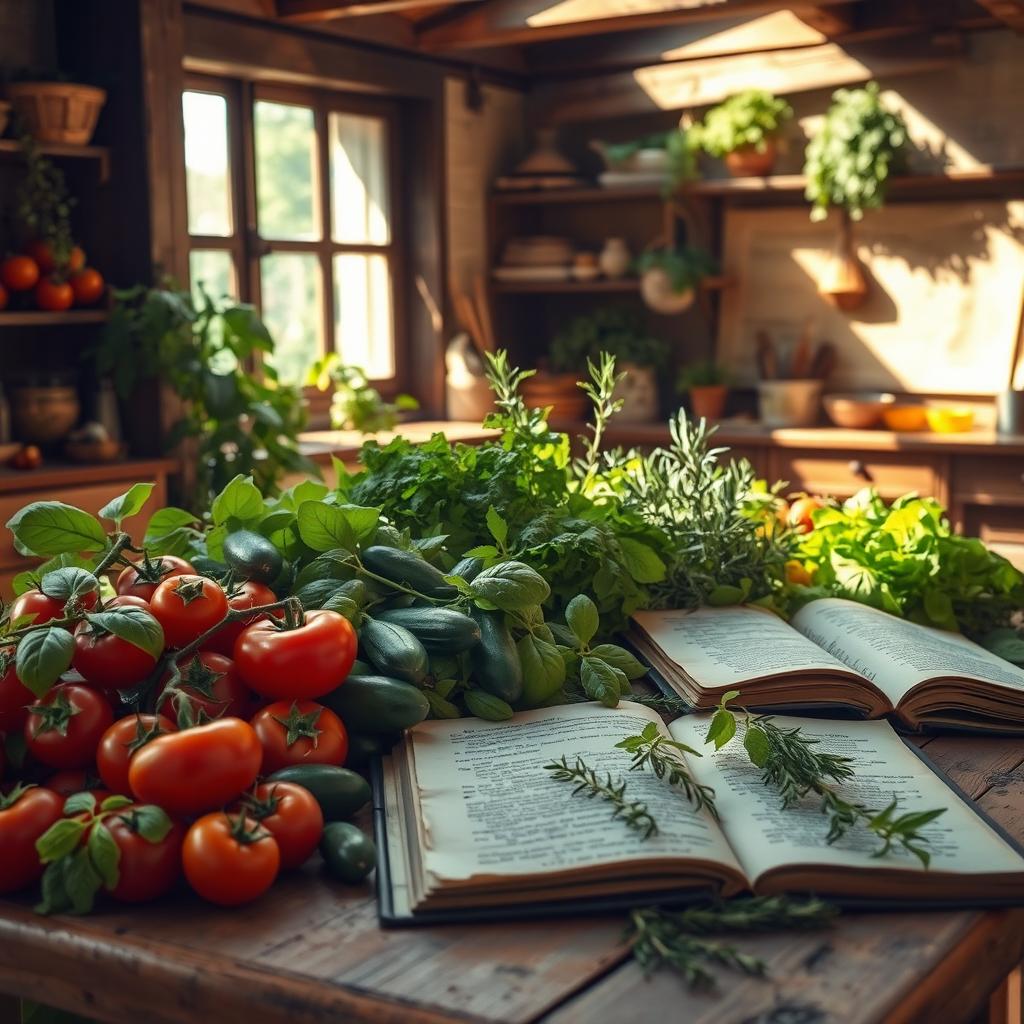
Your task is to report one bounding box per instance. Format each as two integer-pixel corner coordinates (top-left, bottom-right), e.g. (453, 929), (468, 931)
(810, 341), (837, 380)
(755, 329), (777, 380)
(789, 317), (815, 379)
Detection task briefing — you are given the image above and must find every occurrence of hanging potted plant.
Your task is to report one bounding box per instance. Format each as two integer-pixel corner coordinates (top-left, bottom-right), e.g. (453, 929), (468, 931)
(803, 82), (909, 311)
(5, 70), (107, 146)
(636, 245), (715, 315)
(694, 89), (793, 177)
(678, 361), (730, 421)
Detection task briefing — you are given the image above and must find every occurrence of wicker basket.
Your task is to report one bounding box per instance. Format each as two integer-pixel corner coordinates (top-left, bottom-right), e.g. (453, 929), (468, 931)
(5, 82), (106, 145)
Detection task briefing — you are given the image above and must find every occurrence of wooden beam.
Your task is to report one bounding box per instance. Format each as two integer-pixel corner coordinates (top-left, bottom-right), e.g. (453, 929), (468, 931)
(790, 2), (857, 36)
(418, 0), (856, 52)
(533, 32), (963, 122)
(277, 0), (477, 20)
(973, 0), (1024, 30)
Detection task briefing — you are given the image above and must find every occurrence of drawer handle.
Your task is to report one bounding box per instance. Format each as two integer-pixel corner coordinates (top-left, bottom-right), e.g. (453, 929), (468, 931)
(848, 459), (874, 483)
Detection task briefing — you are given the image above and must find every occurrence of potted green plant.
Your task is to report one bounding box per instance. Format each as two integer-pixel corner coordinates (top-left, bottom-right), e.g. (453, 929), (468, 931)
(590, 127), (698, 194)
(694, 89), (793, 177)
(635, 246), (715, 314)
(677, 361), (730, 421)
(803, 82), (909, 311)
(308, 355), (418, 432)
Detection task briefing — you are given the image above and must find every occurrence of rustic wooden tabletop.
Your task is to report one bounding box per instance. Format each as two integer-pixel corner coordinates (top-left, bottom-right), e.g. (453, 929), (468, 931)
(1, 731), (1023, 1024)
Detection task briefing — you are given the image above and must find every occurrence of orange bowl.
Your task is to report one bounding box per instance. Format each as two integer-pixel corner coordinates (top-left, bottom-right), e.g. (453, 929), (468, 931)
(882, 405), (928, 432)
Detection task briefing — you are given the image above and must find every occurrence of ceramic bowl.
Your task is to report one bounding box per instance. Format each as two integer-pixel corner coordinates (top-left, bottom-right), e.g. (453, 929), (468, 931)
(882, 404), (929, 432)
(823, 392), (895, 429)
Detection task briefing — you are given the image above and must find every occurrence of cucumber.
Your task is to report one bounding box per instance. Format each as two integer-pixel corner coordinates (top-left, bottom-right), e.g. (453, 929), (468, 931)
(361, 545), (458, 600)
(267, 765), (370, 821)
(292, 550), (357, 592)
(470, 610), (523, 703)
(360, 617), (429, 684)
(223, 530), (283, 585)
(450, 556), (484, 583)
(375, 607), (481, 654)
(322, 674), (429, 734)
(320, 822), (376, 884)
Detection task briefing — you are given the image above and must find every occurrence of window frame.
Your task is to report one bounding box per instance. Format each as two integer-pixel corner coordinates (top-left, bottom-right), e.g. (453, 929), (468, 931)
(183, 72), (408, 406)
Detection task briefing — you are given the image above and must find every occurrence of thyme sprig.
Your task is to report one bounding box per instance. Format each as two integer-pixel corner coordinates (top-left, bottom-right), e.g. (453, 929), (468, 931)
(628, 896), (836, 989)
(706, 693), (946, 865)
(545, 756), (658, 839)
(616, 722), (718, 819)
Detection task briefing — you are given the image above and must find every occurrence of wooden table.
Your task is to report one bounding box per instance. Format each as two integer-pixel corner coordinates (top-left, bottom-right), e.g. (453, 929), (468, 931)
(2, 732), (1024, 1024)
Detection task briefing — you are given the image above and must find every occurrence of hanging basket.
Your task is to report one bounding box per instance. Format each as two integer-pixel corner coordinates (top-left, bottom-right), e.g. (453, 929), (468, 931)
(6, 82), (107, 145)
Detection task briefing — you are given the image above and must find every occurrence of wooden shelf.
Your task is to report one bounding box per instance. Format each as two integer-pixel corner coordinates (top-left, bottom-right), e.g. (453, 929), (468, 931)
(0, 457), (178, 495)
(491, 275), (731, 295)
(0, 309), (109, 327)
(0, 138), (110, 183)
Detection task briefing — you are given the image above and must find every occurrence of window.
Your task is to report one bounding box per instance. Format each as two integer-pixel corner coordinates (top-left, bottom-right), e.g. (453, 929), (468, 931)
(182, 77), (402, 394)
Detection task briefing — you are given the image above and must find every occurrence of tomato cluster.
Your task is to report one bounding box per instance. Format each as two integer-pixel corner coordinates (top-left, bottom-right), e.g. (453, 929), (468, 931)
(0, 242), (105, 315)
(2, 556), (362, 910)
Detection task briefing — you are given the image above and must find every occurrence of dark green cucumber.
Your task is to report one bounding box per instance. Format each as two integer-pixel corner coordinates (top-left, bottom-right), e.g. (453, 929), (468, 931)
(320, 822), (376, 884)
(449, 556), (484, 583)
(470, 610), (523, 703)
(375, 607), (481, 654)
(267, 765), (370, 821)
(322, 674), (429, 734)
(223, 530), (283, 584)
(361, 545), (458, 599)
(360, 617), (429, 684)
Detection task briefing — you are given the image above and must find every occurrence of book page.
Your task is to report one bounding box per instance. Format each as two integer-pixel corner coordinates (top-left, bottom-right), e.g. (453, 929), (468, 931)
(409, 702), (742, 883)
(632, 606), (855, 686)
(792, 598), (1024, 702)
(669, 714), (1024, 883)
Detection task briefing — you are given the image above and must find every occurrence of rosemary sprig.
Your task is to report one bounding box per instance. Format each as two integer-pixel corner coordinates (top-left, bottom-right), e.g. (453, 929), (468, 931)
(628, 895), (836, 989)
(621, 692), (691, 715)
(545, 756), (659, 839)
(616, 722), (719, 819)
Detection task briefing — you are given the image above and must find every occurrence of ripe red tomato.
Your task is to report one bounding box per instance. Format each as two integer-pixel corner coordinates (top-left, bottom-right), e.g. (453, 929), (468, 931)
(201, 581), (279, 657)
(236, 782), (323, 870)
(23, 241), (85, 275)
(10, 585), (98, 627)
(182, 812), (280, 906)
(35, 276), (74, 312)
(235, 610), (356, 700)
(115, 555), (195, 603)
(104, 810), (184, 903)
(251, 699), (348, 775)
(24, 683), (114, 769)
(158, 652), (253, 724)
(788, 495), (824, 534)
(70, 267), (105, 306)
(128, 717), (262, 817)
(96, 714), (177, 796)
(150, 575), (228, 649)
(45, 768), (109, 799)
(0, 785), (64, 894)
(72, 596), (161, 690)
(0, 649), (33, 732)
(1, 255), (40, 292)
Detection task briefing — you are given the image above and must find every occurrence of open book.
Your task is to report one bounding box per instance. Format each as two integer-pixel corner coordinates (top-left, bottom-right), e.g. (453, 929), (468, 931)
(375, 701), (1024, 924)
(630, 597), (1024, 732)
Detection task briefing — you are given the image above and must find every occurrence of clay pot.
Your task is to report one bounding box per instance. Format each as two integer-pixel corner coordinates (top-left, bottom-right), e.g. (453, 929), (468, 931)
(6, 82), (107, 145)
(599, 238), (631, 279)
(818, 213), (868, 311)
(640, 267), (695, 314)
(520, 372), (590, 422)
(12, 385), (80, 444)
(612, 364), (659, 423)
(689, 385), (728, 421)
(724, 139), (777, 177)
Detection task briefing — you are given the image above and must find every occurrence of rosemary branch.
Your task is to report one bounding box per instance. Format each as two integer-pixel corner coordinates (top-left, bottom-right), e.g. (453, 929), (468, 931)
(545, 756), (658, 839)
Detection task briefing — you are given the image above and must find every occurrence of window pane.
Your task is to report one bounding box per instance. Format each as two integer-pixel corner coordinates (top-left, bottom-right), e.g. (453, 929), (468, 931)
(254, 101), (319, 241)
(183, 91), (232, 237)
(261, 253), (323, 386)
(189, 250), (235, 305)
(334, 253), (393, 379)
(329, 112), (390, 245)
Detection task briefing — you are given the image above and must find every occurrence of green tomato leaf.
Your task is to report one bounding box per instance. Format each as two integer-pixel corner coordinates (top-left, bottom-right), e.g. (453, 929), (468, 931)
(39, 567), (99, 605)
(580, 656), (620, 708)
(85, 607), (165, 659)
(15, 627), (75, 697)
(7, 502), (107, 557)
(211, 474), (264, 526)
(99, 483), (155, 527)
(297, 501), (356, 552)
(470, 561), (551, 611)
(565, 594), (599, 648)
(88, 822), (121, 890)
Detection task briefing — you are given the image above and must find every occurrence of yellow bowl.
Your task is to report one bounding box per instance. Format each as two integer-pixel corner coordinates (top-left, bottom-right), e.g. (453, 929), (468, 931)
(882, 405), (928, 432)
(926, 407), (975, 433)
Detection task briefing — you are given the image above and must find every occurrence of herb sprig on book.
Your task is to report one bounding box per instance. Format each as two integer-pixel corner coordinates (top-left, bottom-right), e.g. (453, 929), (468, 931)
(706, 692), (946, 865)
(545, 756), (659, 839)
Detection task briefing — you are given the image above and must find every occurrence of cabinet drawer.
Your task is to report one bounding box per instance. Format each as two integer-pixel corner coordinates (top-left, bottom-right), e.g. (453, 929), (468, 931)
(960, 504), (1024, 570)
(772, 450), (940, 500)
(953, 455), (1024, 506)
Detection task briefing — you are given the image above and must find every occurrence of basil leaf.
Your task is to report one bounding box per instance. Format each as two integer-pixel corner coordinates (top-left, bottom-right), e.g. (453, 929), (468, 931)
(471, 561), (550, 611)
(99, 483), (155, 527)
(36, 818), (86, 863)
(743, 724), (771, 767)
(339, 504), (381, 545)
(517, 633), (566, 705)
(589, 643), (647, 680)
(424, 690), (461, 719)
(565, 594), (599, 648)
(705, 708), (737, 750)
(297, 501), (355, 552)
(64, 846), (103, 914)
(580, 656), (620, 708)
(7, 502), (107, 557)
(485, 506), (508, 546)
(100, 795), (133, 813)
(88, 822), (121, 890)
(211, 474), (264, 526)
(131, 805), (174, 843)
(63, 792), (97, 816)
(617, 537), (666, 584)
(35, 860), (71, 915)
(39, 567), (99, 605)
(15, 627), (75, 697)
(85, 607), (164, 659)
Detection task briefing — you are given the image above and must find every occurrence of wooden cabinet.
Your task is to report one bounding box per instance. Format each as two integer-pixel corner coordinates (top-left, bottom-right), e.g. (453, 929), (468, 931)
(770, 450), (945, 503)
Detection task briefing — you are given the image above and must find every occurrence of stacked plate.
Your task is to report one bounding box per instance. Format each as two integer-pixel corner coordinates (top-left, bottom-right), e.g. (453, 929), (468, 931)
(494, 236), (574, 282)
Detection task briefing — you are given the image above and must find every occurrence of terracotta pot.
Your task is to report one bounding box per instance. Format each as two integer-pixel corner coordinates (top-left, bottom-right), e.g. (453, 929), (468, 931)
(11, 385), (80, 444)
(724, 139), (777, 177)
(689, 384), (728, 421)
(818, 212), (868, 312)
(6, 82), (107, 145)
(612, 363), (659, 423)
(520, 372), (590, 422)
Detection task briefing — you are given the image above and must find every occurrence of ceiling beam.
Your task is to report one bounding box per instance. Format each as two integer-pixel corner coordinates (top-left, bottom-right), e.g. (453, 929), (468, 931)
(417, 0), (857, 52)
(533, 31), (963, 123)
(790, 2), (858, 35)
(276, 0), (476, 19)
(972, 0), (1024, 30)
